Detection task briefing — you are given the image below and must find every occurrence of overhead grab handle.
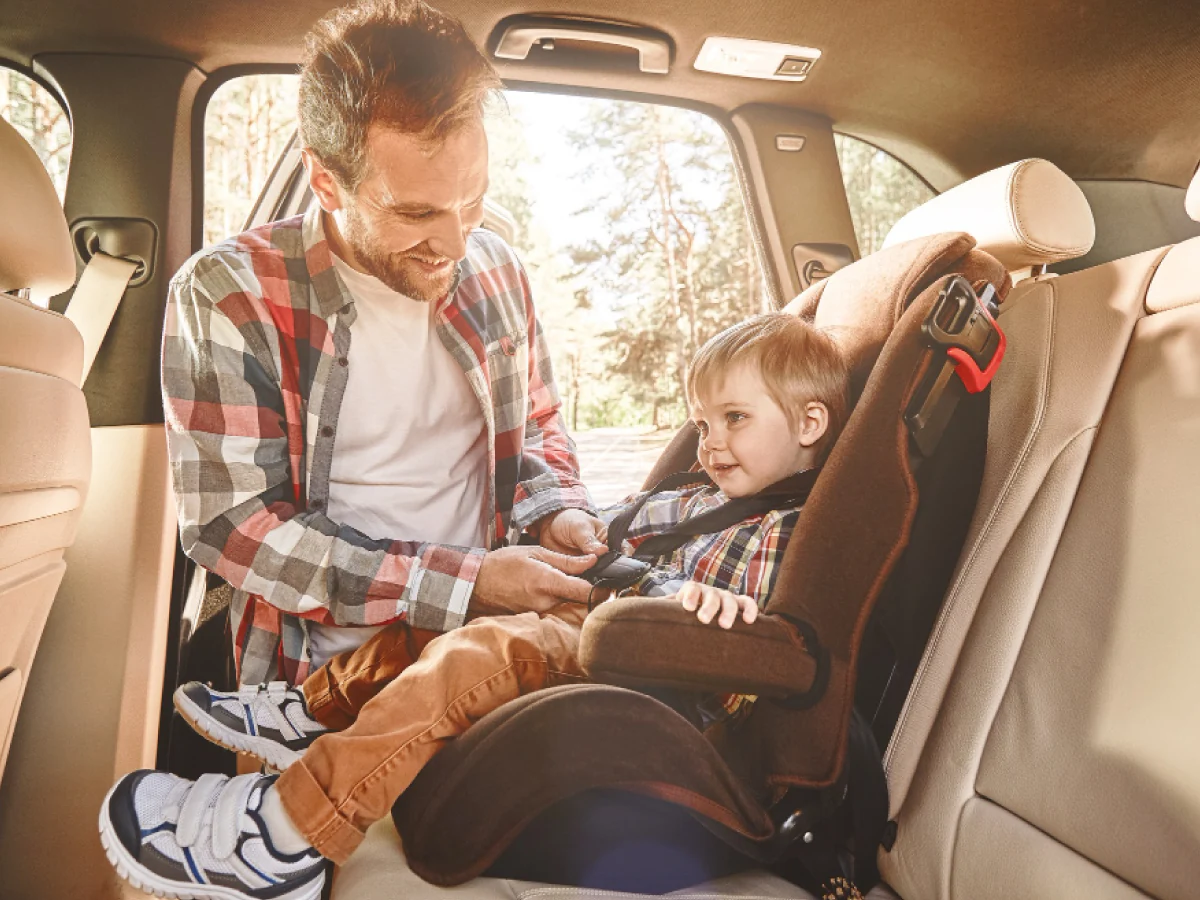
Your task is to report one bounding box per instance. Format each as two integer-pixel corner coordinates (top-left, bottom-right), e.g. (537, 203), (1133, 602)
(493, 17), (671, 74)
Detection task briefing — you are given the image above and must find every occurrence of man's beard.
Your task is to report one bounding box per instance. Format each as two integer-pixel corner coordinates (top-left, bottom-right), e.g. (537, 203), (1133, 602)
(341, 205), (457, 303)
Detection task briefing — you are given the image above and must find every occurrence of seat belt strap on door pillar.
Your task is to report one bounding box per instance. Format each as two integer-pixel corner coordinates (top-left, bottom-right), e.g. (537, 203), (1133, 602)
(63, 251), (140, 383)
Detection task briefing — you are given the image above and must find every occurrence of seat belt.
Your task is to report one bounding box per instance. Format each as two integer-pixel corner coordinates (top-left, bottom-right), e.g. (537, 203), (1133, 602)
(582, 467), (822, 600)
(63, 251), (140, 383)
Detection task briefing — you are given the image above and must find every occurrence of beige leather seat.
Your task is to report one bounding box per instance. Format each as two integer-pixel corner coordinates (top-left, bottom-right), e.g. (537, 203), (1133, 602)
(327, 159), (1099, 900)
(0, 118), (91, 783)
(878, 163), (1200, 899)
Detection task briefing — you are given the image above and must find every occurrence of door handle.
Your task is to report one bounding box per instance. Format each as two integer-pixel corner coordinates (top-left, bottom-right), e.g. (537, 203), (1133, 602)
(494, 17), (671, 74)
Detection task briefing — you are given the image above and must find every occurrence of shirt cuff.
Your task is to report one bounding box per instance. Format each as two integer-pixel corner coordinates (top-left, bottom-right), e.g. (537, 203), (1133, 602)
(406, 546), (487, 632)
(510, 476), (595, 532)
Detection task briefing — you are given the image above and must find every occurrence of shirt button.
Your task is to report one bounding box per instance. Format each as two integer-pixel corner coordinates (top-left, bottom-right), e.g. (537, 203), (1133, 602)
(321, 425), (334, 437)
(338, 356), (348, 367)
(310, 499), (325, 511)
(500, 336), (516, 356)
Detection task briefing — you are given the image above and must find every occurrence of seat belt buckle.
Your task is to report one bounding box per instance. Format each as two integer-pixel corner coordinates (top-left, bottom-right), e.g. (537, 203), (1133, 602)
(904, 276), (1005, 457)
(922, 276), (1006, 394)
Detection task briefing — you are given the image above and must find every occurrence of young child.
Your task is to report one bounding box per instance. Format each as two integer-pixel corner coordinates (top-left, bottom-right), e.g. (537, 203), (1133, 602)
(99, 314), (849, 900)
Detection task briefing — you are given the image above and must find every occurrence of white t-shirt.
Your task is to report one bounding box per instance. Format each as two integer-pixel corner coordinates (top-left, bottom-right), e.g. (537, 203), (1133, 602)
(308, 255), (490, 668)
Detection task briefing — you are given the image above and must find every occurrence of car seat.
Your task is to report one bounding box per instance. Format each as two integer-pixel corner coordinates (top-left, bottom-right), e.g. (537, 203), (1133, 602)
(387, 202), (1060, 892)
(321, 159), (1098, 899)
(0, 117), (91, 786)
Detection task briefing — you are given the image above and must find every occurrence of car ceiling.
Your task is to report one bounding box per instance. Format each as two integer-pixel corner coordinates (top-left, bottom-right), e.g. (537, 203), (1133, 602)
(5, 0), (1200, 190)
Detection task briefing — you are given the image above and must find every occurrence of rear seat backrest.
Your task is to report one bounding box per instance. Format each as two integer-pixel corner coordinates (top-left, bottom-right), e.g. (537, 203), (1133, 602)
(880, 166), (1200, 898)
(0, 119), (91, 783)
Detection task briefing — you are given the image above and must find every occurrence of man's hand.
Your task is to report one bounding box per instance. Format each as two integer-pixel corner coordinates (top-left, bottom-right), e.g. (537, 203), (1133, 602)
(471, 545), (596, 615)
(675, 582), (759, 629)
(534, 508), (608, 556)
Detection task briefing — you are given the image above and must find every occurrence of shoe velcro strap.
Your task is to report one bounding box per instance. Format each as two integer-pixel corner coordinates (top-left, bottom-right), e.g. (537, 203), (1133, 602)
(177, 772), (229, 848)
(213, 773), (264, 859)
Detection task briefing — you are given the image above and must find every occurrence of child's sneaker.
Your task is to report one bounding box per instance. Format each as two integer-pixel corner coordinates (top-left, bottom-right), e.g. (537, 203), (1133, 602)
(174, 681), (327, 771)
(99, 770), (328, 900)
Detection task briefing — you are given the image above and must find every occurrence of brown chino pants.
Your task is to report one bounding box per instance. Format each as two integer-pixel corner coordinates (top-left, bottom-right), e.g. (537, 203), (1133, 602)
(278, 604), (588, 864)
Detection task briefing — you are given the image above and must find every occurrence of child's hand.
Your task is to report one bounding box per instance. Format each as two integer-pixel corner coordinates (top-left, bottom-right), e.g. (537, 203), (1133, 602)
(675, 582), (759, 629)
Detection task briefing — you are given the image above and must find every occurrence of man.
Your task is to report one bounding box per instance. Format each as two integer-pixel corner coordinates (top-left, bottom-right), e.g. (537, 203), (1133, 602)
(163, 0), (606, 702)
(101, 3), (609, 895)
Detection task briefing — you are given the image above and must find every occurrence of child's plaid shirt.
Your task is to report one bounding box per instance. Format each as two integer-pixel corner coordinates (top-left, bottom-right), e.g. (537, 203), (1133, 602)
(602, 481), (803, 607)
(162, 206), (592, 686)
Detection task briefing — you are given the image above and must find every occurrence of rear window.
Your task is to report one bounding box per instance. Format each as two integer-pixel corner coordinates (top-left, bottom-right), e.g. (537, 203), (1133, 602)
(835, 134), (934, 256)
(0, 67), (71, 200)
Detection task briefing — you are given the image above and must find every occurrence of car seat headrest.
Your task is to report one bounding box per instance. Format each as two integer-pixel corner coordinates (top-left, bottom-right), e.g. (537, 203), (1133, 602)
(785, 232), (1009, 402)
(0, 117), (75, 302)
(1145, 165), (1200, 314)
(1186, 162), (1200, 223)
(882, 159), (1095, 272)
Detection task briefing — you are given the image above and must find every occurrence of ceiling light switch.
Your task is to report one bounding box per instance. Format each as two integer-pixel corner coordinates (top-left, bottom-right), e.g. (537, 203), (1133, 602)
(775, 57), (813, 77)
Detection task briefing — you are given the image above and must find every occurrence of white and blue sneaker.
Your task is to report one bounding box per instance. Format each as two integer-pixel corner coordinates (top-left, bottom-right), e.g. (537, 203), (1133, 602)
(174, 681), (327, 771)
(99, 770), (328, 900)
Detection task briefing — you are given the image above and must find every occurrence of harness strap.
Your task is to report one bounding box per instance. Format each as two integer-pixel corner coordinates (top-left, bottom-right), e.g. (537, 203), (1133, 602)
(608, 467), (822, 567)
(635, 468), (821, 562)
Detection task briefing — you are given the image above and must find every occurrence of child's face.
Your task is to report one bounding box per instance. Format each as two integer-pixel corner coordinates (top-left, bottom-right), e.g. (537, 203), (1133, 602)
(690, 363), (829, 498)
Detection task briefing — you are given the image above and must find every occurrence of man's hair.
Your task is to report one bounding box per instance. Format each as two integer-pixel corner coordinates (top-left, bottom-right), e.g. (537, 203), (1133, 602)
(299, 0), (502, 190)
(687, 313), (850, 462)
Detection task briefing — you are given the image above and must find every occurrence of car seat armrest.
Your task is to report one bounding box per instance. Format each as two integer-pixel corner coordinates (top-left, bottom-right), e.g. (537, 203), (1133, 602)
(578, 597), (820, 701)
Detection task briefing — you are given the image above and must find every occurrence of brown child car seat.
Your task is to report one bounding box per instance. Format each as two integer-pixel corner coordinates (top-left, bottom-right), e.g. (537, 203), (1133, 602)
(387, 228), (1012, 895)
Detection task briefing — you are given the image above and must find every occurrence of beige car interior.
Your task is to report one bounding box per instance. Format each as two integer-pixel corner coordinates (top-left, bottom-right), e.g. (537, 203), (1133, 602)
(2, 0), (1200, 896)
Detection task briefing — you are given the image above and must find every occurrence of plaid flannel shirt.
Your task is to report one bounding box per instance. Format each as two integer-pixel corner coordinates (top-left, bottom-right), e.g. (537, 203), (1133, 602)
(601, 482), (803, 606)
(163, 206), (591, 686)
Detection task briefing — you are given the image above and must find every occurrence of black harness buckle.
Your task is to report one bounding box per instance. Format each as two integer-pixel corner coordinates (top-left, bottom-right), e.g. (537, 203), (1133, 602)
(905, 276), (1006, 457)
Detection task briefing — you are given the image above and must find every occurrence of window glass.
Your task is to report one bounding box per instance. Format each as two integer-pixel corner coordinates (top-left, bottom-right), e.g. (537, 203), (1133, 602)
(0, 68), (71, 199)
(487, 94), (766, 504)
(834, 134), (934, 257)
(204, 74), (298, 246)
(203, 80), (763, 504)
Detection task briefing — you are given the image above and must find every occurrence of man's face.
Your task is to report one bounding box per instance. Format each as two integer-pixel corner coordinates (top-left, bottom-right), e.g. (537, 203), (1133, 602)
(308, 118), (489, 302)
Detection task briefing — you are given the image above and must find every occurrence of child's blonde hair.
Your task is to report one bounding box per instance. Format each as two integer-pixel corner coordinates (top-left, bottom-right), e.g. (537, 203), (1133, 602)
(686, 314), (850, 462)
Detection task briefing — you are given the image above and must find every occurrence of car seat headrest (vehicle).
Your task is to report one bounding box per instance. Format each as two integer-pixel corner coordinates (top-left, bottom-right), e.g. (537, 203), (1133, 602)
(882, 158), (1095, 272)
(1185, 161), (1200, 223)
(0, 117), (75, 303)
(392, 233), (1010, 889)
(1145, 168), (1200, 315)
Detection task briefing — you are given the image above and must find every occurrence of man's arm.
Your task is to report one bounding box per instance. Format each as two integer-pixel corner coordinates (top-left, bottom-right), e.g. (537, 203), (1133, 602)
(163, 262), (483, 633)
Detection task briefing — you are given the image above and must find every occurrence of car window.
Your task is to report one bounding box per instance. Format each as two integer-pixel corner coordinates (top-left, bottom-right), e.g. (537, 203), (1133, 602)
(834, 134), (934, 256)
(486, 93), (765, 505)
(204, 74), (298, 246)
(0, 67), (71, 200)
(206, 81), (764, 506)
